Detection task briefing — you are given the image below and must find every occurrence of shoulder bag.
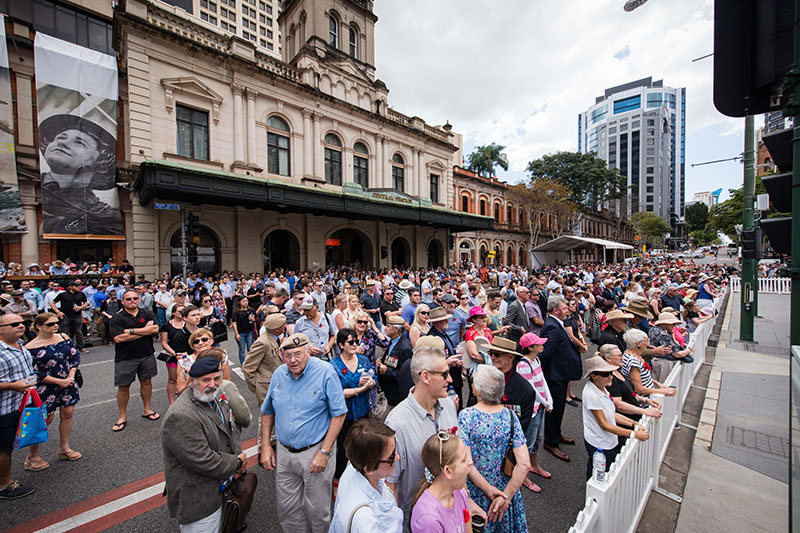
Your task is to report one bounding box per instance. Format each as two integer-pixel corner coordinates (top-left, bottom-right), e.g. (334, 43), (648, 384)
(501, 407), (517, 477)
(348, 503), (369, 532)
(220, 470), (258, 533)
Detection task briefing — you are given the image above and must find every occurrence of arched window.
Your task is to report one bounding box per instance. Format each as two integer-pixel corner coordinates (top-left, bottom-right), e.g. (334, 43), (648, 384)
(324, 132), (342, 185)
(353, 141), (369, 188)
(392, 153), (405, 192)
(300, 12), (307, 43)
(480, 199), (486, 216)
(507, 205), (513, 225)
(494, 244), (501, 264)
(519, 208), (526, 226)
(267, 116), (290, 176)
(494, 202), (501, 222)
(328, 13), (339, 48)
(507, 246), (514, 265)
(519, 246), (526, 266)
(349, 25), (358, 59)
(461, 195), (469, 212)
(288, 24), (296, 57)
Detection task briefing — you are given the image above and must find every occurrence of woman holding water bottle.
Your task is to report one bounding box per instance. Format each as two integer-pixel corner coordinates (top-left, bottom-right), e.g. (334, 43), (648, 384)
(331, 327), (376, 495)
(581, 356), (649, 481)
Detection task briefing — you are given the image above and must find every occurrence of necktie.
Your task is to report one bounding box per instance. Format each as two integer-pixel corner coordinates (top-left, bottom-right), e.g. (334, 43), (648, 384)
(210, 399), (226, 427)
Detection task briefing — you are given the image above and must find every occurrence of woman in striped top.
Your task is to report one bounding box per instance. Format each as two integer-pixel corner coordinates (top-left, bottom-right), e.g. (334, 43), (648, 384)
(620, 329), (677, 398)
(516, 332), (553, 493)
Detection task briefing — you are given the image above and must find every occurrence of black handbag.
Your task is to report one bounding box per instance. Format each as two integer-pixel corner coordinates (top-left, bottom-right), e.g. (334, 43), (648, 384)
(211, 319), (228, 345)
(157, 352), (178, 364)
(74, 369), (83, 388)
(221, 471), (258, 533)
(501, 408), (517, 477)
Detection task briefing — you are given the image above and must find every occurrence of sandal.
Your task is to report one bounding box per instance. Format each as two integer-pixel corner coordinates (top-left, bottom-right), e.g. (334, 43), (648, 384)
(58, 450), (82, 461)
(530, 466), (552, 479)
(522, 478), (541, 493)
(112, 421), (127, 432)
(142, 412), (161, 421)
(23, 459), (50, 471)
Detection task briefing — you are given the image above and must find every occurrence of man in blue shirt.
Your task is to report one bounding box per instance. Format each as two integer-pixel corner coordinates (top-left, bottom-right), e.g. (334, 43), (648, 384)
(660, 284), (684, 312)
(441, 294), (466, 347)
(401, 288), (420, 334)
(259, 333), (346, 533)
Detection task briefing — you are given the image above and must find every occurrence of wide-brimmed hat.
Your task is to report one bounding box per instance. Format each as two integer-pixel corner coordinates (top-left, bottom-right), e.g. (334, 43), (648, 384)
(52, 260), (65, 267)
(604, 309), (634, 322)
(684, 289), (699, 301)
(428, 307), (452, 323)
(472, 335), (492, 354)
(39, 113), (116, 156)
(582, 355), (620, 380)
(468, 306), (487, 320)
(398, 279), (414, 290)
(488, 336), (518, 356)
(625, 300), (653, 320)
(520, 332), (548, 348)
(654, 312), (682, 326)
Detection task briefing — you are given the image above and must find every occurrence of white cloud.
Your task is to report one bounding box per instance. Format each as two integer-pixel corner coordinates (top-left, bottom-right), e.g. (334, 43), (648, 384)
(373, 0), (747, 201)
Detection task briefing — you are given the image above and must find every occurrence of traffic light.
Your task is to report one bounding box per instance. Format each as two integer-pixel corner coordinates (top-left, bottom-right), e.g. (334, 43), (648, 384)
(380, 246), (388, 259)
(187, 213), (200, 238)
(713, 0), (795, 117)
(741, 228), (763, 259)
(188, 243), (198, 263)
(760, 128), (792, 254)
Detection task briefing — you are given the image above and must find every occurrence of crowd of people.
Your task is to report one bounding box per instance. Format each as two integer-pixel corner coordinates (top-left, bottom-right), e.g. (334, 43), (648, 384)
(0, 255), (728, 533)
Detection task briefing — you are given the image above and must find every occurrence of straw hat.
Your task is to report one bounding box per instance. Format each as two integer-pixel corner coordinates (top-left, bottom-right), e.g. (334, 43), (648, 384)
(398, 279), (414, 290)
(583, 355), (620, 380)
(654, 312), (682, 326)
(604, 309), (634, 322)
(684, 289), (699, 301)
(625, 300), (653, 320)
(488, 337), (519, 356)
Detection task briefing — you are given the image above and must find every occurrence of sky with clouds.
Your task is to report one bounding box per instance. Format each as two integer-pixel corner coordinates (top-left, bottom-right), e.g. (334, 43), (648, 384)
(372, 0), (755, 204)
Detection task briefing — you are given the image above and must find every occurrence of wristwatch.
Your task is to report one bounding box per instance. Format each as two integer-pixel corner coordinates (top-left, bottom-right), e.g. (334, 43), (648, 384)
(319, 448), (331, 457)
(129, 328), (135, 335)
(236, 458), (243, 470)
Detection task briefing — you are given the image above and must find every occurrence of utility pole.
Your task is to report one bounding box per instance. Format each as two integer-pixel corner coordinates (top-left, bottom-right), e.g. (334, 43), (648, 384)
(180, 207), (188, 280)
(740, 115), (757, 342)
(792, 0), (800, 346)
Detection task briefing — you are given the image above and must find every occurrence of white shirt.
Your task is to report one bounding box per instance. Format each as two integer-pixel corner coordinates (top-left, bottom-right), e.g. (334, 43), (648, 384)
(582, 381), (618, 450)
(328, 464), (403, 533)
(154, 290), (173, 309)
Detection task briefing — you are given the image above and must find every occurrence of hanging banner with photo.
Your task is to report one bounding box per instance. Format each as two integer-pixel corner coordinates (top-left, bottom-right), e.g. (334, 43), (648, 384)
(34, 32), (123, 239)
(0, 16), (26, 233)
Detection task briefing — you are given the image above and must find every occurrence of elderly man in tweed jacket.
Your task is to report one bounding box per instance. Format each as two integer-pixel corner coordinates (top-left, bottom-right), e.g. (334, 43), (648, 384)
(162, 356), (247, 531)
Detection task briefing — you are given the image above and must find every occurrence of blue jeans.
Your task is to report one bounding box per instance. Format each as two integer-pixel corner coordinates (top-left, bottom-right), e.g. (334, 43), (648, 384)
(236, 331), (254, 365)
(156, 307), (167, 328)
(525, 407), (545, 454)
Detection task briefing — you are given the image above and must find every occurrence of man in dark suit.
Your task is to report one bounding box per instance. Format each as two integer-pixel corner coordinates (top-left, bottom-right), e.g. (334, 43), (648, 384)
(503, 286), (531, 346)
(533, 277), (548, 319)
(378, 315), (414, 406)
(539, 295), (582, 462)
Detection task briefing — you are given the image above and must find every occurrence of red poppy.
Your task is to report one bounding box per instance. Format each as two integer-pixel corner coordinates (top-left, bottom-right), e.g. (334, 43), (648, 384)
(342, 368), (348, 374)
(502, 394), (508, 403)
(463, 509), (471, 523)
(643, 362), (652, 372)
(220, 394), (227, 401)
(139, 318), (145, 323)
(449, 426), (457, 434)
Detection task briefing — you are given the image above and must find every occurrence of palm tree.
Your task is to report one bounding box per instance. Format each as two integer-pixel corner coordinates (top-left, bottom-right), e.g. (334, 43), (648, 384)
(467, 143), (509, 178)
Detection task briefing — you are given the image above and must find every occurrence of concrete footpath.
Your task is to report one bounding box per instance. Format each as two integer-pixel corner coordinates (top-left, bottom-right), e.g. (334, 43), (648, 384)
(637, 292), (789, 533)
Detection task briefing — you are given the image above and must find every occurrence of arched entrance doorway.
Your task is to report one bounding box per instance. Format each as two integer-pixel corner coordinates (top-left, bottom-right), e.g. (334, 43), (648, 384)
(427, 239), (443, 268)
(507, 246), (514, 266)
(519, 246), (526, 266)
(494, 245), (501, 265)
(171, 225), (220, 276)
(325, 229), (373, 268)
(480, 244), (487, 264)
(391, 237), (411, 268)
(264, 230), (300, 271)
(459, 241), (473, 265)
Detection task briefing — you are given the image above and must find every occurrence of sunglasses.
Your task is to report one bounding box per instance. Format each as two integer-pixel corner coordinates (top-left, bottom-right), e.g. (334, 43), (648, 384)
(43, 322), (60, 327)
(202, 300), (211, 303)
(124, 297), (139, 301)
(374, 447), (397, 468)
(419, 312), (429, 316)
(356, 320), (369, 325)
(191, 337), (211, 345)
(424, 368), (450, 379)
(0, 321), (24, 328)
(594, 371), (612, 378)
(344, 339), (359, 346)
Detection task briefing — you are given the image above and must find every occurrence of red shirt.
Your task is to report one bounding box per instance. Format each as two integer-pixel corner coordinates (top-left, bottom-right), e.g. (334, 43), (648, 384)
(465, 326), (493, 343)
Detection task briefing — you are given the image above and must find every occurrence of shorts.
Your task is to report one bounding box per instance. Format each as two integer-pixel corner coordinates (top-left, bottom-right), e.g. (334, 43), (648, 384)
(0, 411), (21, 452)
(115, 355), (158, 387)
(165, 362), (178, 369)
(525, 407), (545, 454)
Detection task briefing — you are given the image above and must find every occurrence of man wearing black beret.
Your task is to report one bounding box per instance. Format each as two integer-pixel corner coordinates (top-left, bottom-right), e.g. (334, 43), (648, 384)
(161, 355), (247, 531)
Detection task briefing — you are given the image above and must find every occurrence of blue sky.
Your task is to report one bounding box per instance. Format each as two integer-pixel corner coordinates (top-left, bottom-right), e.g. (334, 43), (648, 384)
(373, 0), (751, 203)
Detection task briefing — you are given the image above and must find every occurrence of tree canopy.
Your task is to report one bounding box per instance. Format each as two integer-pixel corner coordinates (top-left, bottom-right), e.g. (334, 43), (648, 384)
(685, 202), (709, 232)
(511, 178), (577, 247)
(708, 176), (769, 239)
(630, 212), (673, 246)
(526, 151), (627, 211)
(466, 143), (509, 178)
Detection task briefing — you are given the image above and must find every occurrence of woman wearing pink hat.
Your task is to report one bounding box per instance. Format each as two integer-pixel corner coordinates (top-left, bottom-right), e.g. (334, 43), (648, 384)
(464, 306), (493, 372)
(516, 332), (553, 492)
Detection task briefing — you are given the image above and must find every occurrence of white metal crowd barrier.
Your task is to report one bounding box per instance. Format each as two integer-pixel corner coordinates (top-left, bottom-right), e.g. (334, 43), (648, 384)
(729, 276), (791, 294)
(569, 293), (724, 533)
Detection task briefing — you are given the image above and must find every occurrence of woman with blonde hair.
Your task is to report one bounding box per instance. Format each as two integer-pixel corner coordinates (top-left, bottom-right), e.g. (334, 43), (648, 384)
(176, 327), (231, 395)
(411, 431), (487, 532)
(349, 310), (387, 367)
(344, 294), (360, 323)
(331, 293), (348, 331)
(409, 304), (431, 347)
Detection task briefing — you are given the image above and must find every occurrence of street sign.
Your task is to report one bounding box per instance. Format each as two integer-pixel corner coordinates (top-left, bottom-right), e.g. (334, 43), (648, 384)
(634, 235), (641, 241)
(154, 202), (180, 211)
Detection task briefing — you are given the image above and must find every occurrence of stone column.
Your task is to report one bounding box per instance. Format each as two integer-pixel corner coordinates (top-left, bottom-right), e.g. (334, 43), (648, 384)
(374, 134), (383, 189)
(382, 138), (390, 189)
(302, 108), (313, 178)
(232, 84), (245, 164)
(19, 182), (39, 268)
(343, 147), (353, 184)
(245, 88), (258, 165)
(417, 148), (427, 199)
(312, 112), (322, 179)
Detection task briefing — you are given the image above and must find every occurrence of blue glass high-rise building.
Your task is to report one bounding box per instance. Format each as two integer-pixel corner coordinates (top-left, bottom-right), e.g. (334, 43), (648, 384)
(578, 77), (686, 223)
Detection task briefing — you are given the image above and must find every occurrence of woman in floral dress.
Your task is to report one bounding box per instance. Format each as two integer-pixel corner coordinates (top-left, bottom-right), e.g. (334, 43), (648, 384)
(458, 365), (530, 533)
(23, 313), (82, 471)
(349, 310), (388, 367)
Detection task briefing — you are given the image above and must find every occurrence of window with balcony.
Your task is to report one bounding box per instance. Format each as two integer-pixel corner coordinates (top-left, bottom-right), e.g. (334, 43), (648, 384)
(324, 133), (343, 185)
(267, 116), (290, 176)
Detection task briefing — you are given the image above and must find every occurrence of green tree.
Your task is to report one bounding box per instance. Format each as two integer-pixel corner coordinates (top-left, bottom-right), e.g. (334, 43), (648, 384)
(630, 212), (673, 246)
(709, 174), (789, 239)
(511, 178), (576, 248)
(690, 228), (720, 247)
(685, 202), (709, 232)
(466, 143), (509, 178)
(526, 151), (627, 210)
